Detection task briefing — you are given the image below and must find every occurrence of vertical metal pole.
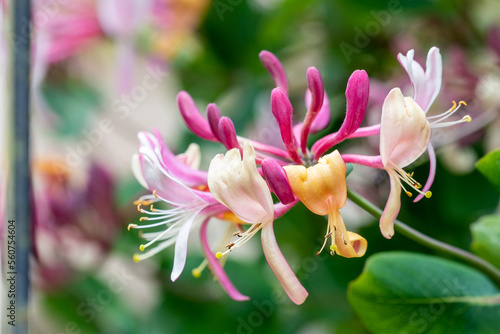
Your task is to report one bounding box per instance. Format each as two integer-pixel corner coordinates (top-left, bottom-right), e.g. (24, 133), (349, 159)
(7, 0), (31, 333)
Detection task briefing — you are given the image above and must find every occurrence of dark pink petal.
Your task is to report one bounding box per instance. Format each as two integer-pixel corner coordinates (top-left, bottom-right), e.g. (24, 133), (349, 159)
(307, 90), (331, 133)
(300, 67), (325, 153)
(261, 159), (295, 205)
(200, 219), (249, 301)
(177, 91), (217, 141)
(218, 117), (241, 151)
(311, 70), (369, 159)
(259, 50), (288, 94)
(207, 103), (222, 141)
(271, 88), (302, 164)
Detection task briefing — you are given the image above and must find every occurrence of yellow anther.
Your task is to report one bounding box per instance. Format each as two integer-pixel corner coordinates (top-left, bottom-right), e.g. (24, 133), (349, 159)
(407, 172), (414, 178)
(139, 245), (145, 251)
(459, 101), (467, 106)
(449, 101), (457, 112)
(425, 191), (432, 198)
(225, 242), (235, 249)
(140, 217), (148, 221)
(153, 190), (159, 198)
(216, 252), (223, 259)
(463, 115), (472, 123)
(192, 269), (201, 278)
(133, 254), (141, 263)
(127, 224), (137, 231)
(406, 191), (413, 197)
(136, 203), (142, 212)
(150, 205), (158, 212)
(330, 244), (338, 252)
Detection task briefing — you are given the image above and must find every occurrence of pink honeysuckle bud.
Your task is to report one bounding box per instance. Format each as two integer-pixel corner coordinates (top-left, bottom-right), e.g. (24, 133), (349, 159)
(261, 158), (295, 205)
(207, 103), (222, 141)
(312, 70), (369, 160)
(218, 117), (241, 151)
(271, 88), (302, 164)
(259, 50), (288, 94)
(177, 91), (218, 141)
(300, 67), (325, 153)
(305, 89), (331, 133)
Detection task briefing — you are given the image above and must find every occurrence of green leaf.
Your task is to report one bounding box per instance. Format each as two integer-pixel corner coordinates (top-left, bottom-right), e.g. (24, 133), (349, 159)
(476, 149), (500, 194)
(471, 215), (500, 269)
(41, 79), (101, 137)
(348, 252), (500, 334)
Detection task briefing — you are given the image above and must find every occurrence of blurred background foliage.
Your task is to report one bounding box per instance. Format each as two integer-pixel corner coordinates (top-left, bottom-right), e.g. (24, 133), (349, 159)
(7, 0), (500, 333)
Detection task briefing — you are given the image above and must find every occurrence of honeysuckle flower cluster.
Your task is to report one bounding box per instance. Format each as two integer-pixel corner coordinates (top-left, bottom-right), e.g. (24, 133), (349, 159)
(130, 47), (470, 304)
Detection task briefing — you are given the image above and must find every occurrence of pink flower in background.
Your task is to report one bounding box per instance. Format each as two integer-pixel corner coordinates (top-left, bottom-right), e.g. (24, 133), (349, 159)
(32, 162), (121, 289)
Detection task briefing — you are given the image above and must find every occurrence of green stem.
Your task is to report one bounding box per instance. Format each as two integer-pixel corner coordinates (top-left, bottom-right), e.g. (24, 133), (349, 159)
(347, 188), (500, 287)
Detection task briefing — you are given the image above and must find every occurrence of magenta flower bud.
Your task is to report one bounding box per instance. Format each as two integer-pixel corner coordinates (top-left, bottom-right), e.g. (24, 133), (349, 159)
(305, 89), (331, 133)
(312, 70), (369, 159)
(271, 88), (302, 164)
(177, 91), (217, 141)
(207, 103), (222, 141)
(300, 67), (325, 153)
(262, 159), (295, 205)
(259, 50), (288, 94)
(218, 116), (241, 151)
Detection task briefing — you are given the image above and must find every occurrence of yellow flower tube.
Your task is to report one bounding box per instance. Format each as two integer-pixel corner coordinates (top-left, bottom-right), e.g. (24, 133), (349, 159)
(284, 150), (367, 258)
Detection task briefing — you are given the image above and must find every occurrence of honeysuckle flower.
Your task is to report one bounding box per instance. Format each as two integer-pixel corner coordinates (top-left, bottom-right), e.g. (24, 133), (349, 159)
(284, 151), (367, 257)
(347, 48), (471, 203)
(130, 131), (253, 300)
(208, 141), (308, 305)
(378, 88), (432, 237)
(341, 88), (434, 238)
(130, 131), (219, 280)
(397, 47), (471, 202)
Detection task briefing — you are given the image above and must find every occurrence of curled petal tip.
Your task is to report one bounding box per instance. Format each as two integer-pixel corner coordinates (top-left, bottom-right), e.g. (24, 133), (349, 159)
(177, 91), (217, 141)
(271, 88), (301, 163)
(306, 67), (324, 114)
(260, 50), (288, 94)
(207, 103), (222, 141)
(218, 117), (241, 151)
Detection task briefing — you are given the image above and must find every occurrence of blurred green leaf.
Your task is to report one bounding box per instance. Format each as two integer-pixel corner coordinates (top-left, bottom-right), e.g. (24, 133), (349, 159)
(476, 149), (500, 194)
(471, 215), (500, 269)
(348, 252), (500, 334)
(41, 79), (101, 137)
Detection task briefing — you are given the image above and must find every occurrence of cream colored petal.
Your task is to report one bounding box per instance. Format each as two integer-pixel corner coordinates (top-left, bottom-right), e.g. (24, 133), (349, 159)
(380, 88), (430, 168)
(379, 171), (402, 239)
(208, 141), (273, 223)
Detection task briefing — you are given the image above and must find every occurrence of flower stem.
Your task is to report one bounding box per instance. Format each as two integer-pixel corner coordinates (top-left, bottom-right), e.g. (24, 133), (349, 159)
(347, 188), (500, 286)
